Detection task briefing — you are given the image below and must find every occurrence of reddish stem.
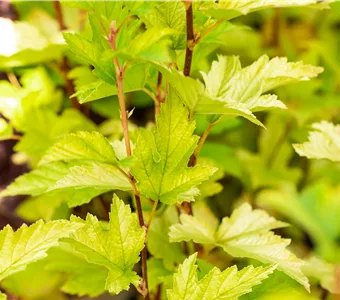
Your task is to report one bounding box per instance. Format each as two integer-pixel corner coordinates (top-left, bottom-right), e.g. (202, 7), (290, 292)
(183, 1), (194, 77)
(109, 23), (149, 300)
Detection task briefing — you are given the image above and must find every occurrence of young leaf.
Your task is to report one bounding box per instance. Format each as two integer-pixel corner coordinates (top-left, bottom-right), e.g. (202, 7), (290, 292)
(63, 32), (115, 85)
(157, 55), (322, 127)
(63, 1), (128, 29)
(202, 0), (331, 21)
(169, 203), (309, 290)
(121, 27), (172, 62)
(215, 205), (308, 291)
(0, 220), (82, 281)
(293, 121), (340, 161)
(197, 55), (323, 126)
(141, 1), (186, 49)
(69, 63), (150, 104)
(39, 131), (117, 166)
(47, 162), (131, 192)
(167, 253), (276, 300)
(131, 92), (217, 204)
(65, 195), (146, 294)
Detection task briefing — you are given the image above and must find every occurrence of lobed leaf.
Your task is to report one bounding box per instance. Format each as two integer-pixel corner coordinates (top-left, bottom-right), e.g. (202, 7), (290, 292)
(0, 220), (82, 281)
(198, 55), (322, 126)
(131, 92), (217, 204)
(293, 121), (340, 161)
(39, 131), (117, 166)
(66, 195), (146, 294)
(47, 162), (131, 192)
(169, 203), (309, 290)
(63, 32), (114, 85)
(167, 253), (276, 300)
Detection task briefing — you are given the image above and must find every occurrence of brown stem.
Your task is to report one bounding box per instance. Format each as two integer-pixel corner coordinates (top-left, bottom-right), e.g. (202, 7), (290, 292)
(181, 1), (204, 256)
(155, 72), (163, 117)
(109, 23), (149, 300)
(53, 1), (81, 110)
(154, 284), (162, 300)
(183, 0), (195, 165)
(53, 1), (66, 30)
(183, 1), (194, 77)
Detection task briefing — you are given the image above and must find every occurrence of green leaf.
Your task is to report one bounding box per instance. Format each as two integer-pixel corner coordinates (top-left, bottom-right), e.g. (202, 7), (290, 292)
(39, 131), (117, 166)
(169, 213), (216, 245)
(197, 158), (224, 198)
(66, 195), (146, 294)
(0, 119), (13, 141)
(148, 207), (186, 270)
(2, 259), (64, 300)
(120, 27), (173, 62)
(0, 162), (78, 197)
(63, 32), (114, 85)
(0, 162), (110, 208)
(201, 0), (331, 21)
(197, 55), (322, 126)
(200, 142), (244, 180)
(256, 183), (340, 260)
(14, 108), (96, 165)
(161, 68), (203, 111)
(124, 1), (157, 16)
(202, 55), (241, 99)
(63, 1), (128, 29)
(195, 96), (265, 127)
(167, 253), (276, 300)
(169, 203), (310, 290)
(148, 258), (173, 292)
(69, 63), (150, 103)
(141, 1), (186, 49)
(16, 193), (68, 222)
(47, 162), (131, 192)
(0, 220), (82, 281)
(293, 121), (340, 161)
(240, 269), (315, 300)
(45, 243), (107, 297)
(215, 205), (308, 290)
(131, 92), (217, 204)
